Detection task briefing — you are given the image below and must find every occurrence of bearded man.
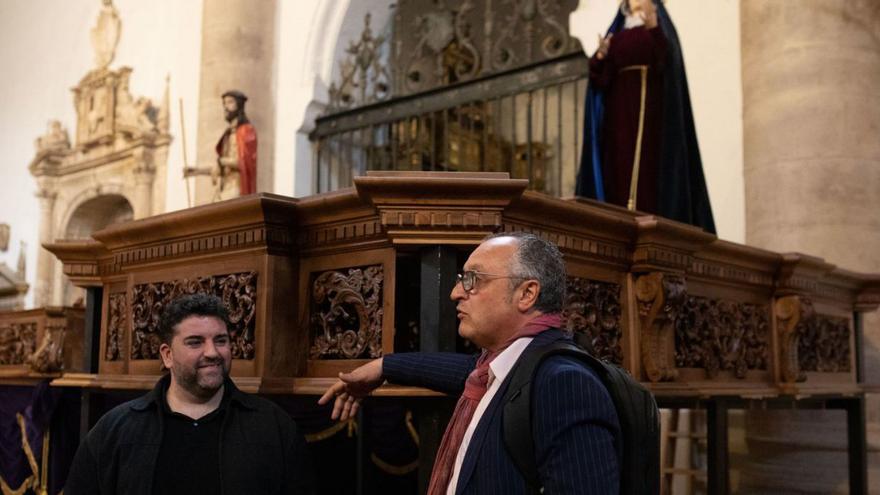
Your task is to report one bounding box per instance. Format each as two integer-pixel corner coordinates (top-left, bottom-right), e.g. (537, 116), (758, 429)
(65, 294), (314, 494)
(215, 90), (257, 197)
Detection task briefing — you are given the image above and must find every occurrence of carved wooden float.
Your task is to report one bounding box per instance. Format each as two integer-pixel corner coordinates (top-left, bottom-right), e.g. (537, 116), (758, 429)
(0, 306), (84, 384)
(42, 172), (879, 400)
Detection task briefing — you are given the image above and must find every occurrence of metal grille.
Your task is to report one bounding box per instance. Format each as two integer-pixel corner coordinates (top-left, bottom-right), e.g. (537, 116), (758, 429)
(312, 52), (588, 195)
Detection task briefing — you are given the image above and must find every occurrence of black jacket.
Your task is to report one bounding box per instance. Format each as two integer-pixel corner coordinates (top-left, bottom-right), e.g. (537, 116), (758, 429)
(65, 374), (315, 494)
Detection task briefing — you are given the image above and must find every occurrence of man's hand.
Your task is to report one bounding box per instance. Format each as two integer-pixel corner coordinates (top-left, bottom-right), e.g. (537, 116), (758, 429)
(317, 358), (384, 421)
(596, 33), (613, 60)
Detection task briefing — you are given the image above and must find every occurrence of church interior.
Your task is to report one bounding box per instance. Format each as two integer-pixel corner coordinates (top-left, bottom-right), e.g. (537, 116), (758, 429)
(1, 0), (879, 493)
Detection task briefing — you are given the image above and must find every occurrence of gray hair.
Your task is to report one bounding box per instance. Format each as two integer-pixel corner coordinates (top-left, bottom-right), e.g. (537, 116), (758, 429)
(485, 232), (566, 313)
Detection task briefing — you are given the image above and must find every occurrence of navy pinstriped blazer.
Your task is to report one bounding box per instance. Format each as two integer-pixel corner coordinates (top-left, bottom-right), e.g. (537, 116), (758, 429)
(383, 329), (620, 494)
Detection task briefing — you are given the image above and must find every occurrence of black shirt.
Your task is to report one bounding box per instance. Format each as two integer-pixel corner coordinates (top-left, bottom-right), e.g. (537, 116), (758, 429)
(152, 385), (228, 495)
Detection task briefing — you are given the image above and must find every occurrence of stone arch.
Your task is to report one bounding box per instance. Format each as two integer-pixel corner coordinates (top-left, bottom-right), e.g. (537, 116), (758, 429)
(58, 193), (134, 305)
(64, 194), (134, 239)
(293, 0), (394, 196)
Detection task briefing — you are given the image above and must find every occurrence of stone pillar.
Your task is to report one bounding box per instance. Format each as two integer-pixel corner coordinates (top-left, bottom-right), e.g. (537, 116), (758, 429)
(193, 0), (278, 205)
(34, 187), (57, 308)
(132, 150), (154, 219)
(741, 1), (880, 493)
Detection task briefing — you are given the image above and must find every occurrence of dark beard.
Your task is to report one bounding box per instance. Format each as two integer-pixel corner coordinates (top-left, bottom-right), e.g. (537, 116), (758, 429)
(174, 357), (229, 399)
(224, 109), (239, 123)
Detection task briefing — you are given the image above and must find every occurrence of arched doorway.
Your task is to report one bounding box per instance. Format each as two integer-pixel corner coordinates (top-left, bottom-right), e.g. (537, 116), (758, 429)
(61, 194), (134, 305)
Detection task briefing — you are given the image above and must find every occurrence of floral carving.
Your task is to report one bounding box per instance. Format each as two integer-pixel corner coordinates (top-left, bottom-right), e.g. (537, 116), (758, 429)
(563, 277), (622, 365)
(0, 322), (37, 365)
(798, 314), (851, 373)
(106, 292), (126, 361)
(131, 272), (257, 360)
(310, 265), (384, 360)
(674, 296), (769, 379)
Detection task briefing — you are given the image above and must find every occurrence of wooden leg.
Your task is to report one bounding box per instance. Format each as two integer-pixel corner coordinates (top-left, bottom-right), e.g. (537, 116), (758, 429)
(706, 400), (730, 495)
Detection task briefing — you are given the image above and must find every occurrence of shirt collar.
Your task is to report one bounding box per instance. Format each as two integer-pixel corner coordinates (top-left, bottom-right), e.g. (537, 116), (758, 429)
(488, 337), (535, 385)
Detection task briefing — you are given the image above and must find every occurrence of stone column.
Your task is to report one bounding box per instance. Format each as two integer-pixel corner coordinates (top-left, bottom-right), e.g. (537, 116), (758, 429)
(193, 0), (278, 205)
(741, 1), (880, 493)
(132, 149), (154, 219)
(34, 187), (57, 308)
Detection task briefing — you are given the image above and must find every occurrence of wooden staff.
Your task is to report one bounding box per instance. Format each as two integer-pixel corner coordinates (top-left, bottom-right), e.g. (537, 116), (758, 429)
(179, 98), (192, 208)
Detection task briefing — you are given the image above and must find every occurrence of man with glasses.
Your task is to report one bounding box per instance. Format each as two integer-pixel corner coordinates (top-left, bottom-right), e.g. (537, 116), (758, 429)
(320, 233), (619, 494)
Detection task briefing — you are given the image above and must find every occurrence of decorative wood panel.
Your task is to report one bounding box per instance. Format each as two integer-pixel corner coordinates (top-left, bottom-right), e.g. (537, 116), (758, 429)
(310, 264), (384, 360)
(674, 296), (770, 378)
(106, 292), (125, 361)
(563, 276), (622, 365)
(798, 314), (851, 373)
(0, 322), (37, 365)
(130, 271), (258, 360)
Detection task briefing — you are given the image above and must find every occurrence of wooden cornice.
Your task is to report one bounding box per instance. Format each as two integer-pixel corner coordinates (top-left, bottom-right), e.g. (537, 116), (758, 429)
(632, 215), (716, 273)
(93, 193), (298, 249)
(354, 172), (528, 244)
(43, 239), (111, 287)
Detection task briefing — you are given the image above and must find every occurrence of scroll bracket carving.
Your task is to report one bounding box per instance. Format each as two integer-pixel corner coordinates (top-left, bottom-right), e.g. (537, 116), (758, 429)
(636, 272), (685, 382)
(775, 295), (811, 383)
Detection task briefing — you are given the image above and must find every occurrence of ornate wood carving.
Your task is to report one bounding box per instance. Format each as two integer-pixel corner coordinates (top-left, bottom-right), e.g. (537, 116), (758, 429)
(775, 295), (810, 383)
(106, 292), (126, 361)
(563, 276), (622, 365)
(28, 324), (66, 373)
(310, 265), (384, 360)
(636, 272), (685, 382)
(131, 272), (257, 360)
(674, 296), (769, 378)
(799, 314), (851, 373)
(0, 322), (37, 365)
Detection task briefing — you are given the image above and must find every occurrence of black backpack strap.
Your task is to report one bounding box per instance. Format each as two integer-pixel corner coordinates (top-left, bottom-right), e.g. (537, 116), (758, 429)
(502, 340), (588, 493)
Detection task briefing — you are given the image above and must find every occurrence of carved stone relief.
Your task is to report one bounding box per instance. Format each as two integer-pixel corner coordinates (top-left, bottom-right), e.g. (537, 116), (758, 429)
(0, 322), (37, 365)
(563, 276), (622, 365)
(674, 296), (770, 379)
(310, 265), (384, 360)
(636, 272), (685, 382)
(798, 313), (851, 373)
(106, 292), (126, 361)
(131, 272), (257, 360)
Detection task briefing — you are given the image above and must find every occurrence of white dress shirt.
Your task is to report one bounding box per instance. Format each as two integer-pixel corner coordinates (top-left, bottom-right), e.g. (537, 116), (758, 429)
(446, 337), (535, 495)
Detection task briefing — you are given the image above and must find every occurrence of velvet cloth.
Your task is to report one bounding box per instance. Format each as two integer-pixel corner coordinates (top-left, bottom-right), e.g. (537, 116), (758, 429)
(0, 381), (61, 493)
(576, 1), (716, 234)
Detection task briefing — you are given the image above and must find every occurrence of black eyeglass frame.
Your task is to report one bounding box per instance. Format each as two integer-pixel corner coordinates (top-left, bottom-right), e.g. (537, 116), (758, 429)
(455, 270), (527, 293)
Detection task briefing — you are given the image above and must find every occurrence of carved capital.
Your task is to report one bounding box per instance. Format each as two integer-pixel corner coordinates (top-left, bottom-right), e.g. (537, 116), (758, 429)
(636, 272), (685, 382)
(775, 295), (812, 383)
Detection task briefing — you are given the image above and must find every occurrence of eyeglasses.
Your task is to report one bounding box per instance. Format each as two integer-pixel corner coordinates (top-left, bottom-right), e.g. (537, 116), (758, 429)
(456, 270), (526, 293)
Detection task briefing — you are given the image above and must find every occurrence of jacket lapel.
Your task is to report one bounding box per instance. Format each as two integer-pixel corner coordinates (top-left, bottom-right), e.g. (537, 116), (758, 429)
(454, 329), (568, 493)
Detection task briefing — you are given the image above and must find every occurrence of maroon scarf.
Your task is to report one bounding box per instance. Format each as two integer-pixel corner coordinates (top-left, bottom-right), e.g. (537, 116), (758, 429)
(426, 313), (564, 494)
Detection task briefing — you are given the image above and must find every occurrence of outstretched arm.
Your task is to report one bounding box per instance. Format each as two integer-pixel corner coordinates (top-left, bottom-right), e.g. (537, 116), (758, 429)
(318, 352), (478, 421)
